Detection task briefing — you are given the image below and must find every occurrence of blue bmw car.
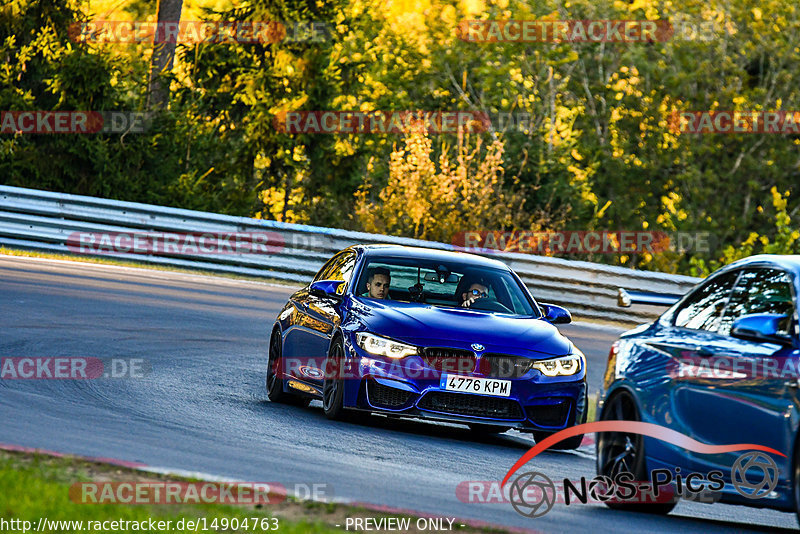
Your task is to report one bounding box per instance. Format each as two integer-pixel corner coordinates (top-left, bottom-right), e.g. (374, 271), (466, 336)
(267, 245), (588, 448)
(597, 254), (800, 519)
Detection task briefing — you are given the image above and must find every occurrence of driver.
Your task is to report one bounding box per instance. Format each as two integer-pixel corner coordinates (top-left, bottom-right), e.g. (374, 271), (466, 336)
(460, 278), (490, 308)
(366, 267), (391, 299)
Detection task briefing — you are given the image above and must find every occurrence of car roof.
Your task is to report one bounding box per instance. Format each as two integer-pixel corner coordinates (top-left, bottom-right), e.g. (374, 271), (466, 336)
(717, 254), (800, 275)
(356, 244), (510, 270)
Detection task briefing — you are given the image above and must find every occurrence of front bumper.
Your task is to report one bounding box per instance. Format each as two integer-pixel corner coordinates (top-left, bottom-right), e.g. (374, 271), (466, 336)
(341, 336), (588, 431)
(358, 376), (586, 431)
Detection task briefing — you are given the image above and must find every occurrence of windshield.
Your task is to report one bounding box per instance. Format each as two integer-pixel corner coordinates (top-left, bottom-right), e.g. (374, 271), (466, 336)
(355, 257), (539, 316)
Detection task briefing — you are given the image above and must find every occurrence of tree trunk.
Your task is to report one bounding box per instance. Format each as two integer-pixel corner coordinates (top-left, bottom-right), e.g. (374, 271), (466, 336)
(147, 0), (183, 110)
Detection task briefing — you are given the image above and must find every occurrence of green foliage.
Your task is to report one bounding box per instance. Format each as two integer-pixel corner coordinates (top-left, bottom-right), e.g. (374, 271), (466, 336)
(0, 0), (185, 204)
(689, 187), (800, 277)
(2, 0), (800, 276)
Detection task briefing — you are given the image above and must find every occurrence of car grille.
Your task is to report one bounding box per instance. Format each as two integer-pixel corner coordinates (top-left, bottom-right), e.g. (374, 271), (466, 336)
(526, 399), (572, 427)
(418, 391), (524, 420)
(479, 354), (534, 378)
(367, 380), (414, 408)
(422, 348), (476, 374)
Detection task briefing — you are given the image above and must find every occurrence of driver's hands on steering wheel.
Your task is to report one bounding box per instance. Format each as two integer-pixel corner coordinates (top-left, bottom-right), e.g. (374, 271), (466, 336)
(461, 296), (481, 307)
(461, 288), (488, 308)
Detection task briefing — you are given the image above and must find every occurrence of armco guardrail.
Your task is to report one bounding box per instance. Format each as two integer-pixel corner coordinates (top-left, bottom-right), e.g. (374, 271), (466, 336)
(0, 185), (701, 324)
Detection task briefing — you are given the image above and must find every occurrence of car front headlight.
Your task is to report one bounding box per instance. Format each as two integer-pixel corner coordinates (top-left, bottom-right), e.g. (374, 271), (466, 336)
(355, 332), (418, 359)
(532, 349), (584, 377)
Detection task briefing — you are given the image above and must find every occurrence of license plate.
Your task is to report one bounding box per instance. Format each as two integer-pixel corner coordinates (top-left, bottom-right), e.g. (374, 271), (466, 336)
(440, 374), (511, 397)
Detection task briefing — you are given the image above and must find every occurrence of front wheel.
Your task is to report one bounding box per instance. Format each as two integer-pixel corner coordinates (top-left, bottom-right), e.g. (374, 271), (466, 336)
(793, 436), (800, 527)
(266, 330), (310, 407)
(596, 392), (676, 514)
(322, 338), (348, 420)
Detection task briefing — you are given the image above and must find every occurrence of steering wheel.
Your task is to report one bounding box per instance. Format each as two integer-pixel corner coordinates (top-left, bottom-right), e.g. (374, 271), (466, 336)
(469, 299), (512, 313)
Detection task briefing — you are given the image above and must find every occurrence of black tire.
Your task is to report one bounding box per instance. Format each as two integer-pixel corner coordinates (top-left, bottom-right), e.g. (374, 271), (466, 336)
(266, 330), (310, 407)
(596, 391), (676, 514)
(793, 438), (800, 528)
(322, 337), (348, 420)
(533, 430), (584, 450)
(468, 423), (511, 434)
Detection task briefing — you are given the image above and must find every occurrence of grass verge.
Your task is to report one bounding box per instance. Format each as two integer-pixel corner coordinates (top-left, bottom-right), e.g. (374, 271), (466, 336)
(0, 450), (511, 534)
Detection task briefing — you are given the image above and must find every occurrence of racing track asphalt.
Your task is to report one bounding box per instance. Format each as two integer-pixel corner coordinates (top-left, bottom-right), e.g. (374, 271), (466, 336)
(0, 255), (797, 533)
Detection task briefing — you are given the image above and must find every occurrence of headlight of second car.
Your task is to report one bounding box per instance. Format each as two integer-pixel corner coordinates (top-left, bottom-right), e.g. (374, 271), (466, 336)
(532, 349), (584, 377)
(356, 332), (418, 359)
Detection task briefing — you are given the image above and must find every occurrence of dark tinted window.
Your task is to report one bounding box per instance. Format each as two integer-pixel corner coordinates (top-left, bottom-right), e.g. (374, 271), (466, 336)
(674, 271), (739, 332)
(718, 268), (796, 336)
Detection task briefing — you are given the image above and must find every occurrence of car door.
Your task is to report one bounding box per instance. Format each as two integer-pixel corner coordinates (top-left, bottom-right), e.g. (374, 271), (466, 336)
(674, 267), (800, 477)
(283, 251), (357, 384)
(635, 270), (740, 467)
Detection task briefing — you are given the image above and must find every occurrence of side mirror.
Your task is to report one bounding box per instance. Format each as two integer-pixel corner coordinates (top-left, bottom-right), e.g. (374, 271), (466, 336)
(310, 280), (345, 299)
(731, 313), (794, 346)
(541, 303), (572, 325)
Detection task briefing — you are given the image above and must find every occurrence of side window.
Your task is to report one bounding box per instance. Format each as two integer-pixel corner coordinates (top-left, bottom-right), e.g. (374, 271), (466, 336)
(313, 255), (340, 282)
(331, 253), (356, 284)
(717, 268), (796, 336)
(674, 271), (739, 332)
(314, 252), (356, 284)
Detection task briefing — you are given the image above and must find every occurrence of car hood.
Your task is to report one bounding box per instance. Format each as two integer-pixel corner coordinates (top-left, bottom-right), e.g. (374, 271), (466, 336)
(348, 298), (572, 357)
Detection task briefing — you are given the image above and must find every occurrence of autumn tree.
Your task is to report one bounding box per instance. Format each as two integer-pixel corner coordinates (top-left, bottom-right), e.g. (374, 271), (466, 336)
(354, 130), (533, 242)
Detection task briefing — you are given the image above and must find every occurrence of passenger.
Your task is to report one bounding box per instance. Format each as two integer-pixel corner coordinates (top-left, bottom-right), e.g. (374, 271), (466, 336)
(366, 267), (391, 299)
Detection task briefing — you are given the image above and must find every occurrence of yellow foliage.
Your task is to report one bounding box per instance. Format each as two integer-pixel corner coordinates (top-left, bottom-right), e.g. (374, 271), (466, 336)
(354, 132), (532, 242)
(460, 0), (486, 17)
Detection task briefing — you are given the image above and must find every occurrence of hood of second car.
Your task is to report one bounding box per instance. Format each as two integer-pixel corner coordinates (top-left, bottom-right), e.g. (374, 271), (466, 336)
(348, 298), (571, 356)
